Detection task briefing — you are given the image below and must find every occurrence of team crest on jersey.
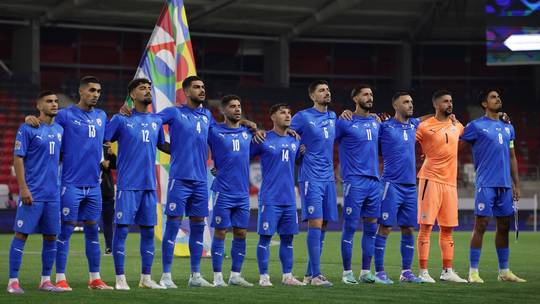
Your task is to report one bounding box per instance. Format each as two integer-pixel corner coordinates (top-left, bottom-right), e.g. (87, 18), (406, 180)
(478, 203), (485, 211)
(382, 212), (389, 220)
(14, 140), (21, 150)
(202, 116), (208, 124)
(505, 127), (510, 135)
(345, 207), (352, 215)
(372, 122), (377, 129)
(96, 118), (102, 126)
(291, 143), (297, 151)
(17, 220), (23, 228)
(329, 120), (334, 127)
(169, 203), (176, 211)
(57, 133), (62, 142)
(62, 208), (70, 216)
(242, 132), (248, 140)
(116, 212), (123, 219)
(152, 122), (157, 130)
(262, 222), (269, 230)
(215, 216), (222, 224)
(307, 206), (314, 214)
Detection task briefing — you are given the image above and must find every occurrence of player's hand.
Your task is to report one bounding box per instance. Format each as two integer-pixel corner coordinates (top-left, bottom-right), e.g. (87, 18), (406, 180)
(119, 103), (132, 116)
(253, 130), (266, 144)
(449, 114), (458, 125)
(512, 185), (521, 201)
(378, 112), (391, 121)
(340, 110), (353, 121)
(286, 129), (301, 140)
(210, 167), (217, 176)
(299, 144), (306, 155)
(499, 112), (511, 124)
(20, 187), (33, 205)
(24, 115), (40, 128)
(242, 120), (258, 133)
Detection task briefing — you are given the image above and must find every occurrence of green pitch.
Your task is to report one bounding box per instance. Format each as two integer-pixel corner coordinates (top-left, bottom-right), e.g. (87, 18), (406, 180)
(0, 232), (538, 304)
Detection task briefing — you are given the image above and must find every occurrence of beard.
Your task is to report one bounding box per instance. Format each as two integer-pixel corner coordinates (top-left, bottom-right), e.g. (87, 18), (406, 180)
(142, 97), (152, 105)
(443, 108), (453, 116)
(359, 101), (373, 111)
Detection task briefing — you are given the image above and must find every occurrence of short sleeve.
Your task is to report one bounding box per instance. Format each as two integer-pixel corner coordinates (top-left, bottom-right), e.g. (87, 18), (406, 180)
(335, 118), (348, 141)
(14, 125), (31, 157)
(104, 114), (123, 142)
(290, 112), (304, 135)
(55, 108), (67, 127)
(158, 106), (176, 125)
(415, 124), (424, 142)
(510, 124), (516, 141)
(460, 122), (477, 143)
(250, 141), (262, 159)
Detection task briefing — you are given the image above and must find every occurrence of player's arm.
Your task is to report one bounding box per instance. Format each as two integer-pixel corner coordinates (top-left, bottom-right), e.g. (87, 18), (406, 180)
(510, 145), (520, 202)
(13, 156), (32, 205)
(239, 118), (266, 143)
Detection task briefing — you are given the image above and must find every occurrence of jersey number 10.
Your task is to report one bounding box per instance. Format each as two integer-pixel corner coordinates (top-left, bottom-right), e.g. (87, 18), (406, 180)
(232, 139), (240, 151)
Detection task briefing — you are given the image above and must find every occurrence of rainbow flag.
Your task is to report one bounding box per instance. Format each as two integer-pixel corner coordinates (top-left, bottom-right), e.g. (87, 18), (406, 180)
(133, 0), (211, 257)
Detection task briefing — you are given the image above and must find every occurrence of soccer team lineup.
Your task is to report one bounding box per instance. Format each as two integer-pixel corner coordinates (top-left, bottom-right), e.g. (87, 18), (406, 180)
(6, 72), (528, 296)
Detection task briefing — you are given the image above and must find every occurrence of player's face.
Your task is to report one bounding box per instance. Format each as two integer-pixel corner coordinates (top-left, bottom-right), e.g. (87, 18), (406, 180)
(271, 107), (292, 128)
(485, 91), (502, 112)
(434, 94), (453, 116)
(79, 82), (101, 107)
(393, 95), (414, 118)
(131, 83), (152, 105)
(184, 80), (205, 104)
(354, 88), (374, 111)
(37, 94), (59, 117)
(310, 84), (331, 106)
(222, 99), (242, 123)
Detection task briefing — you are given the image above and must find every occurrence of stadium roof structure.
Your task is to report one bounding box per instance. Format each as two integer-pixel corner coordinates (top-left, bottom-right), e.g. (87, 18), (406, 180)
(0, 0), (484, 43)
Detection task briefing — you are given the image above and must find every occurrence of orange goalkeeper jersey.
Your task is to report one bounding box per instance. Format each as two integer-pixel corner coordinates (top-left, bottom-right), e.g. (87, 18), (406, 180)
(416, 117), (464, 187)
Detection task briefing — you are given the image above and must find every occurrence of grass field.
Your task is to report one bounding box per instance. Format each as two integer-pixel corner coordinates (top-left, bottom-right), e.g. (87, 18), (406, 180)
(0, 231), (538, 304)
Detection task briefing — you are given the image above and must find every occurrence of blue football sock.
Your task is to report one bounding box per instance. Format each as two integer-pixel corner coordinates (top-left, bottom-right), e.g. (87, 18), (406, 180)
(56, 223), (74, 274)
(42, 239), (57, 276)
(361, 222), (377, 271)
(189, 221), (205, 273)
(257, 235), (272, 275)
(211, 237), (225, 272)
(496, 247), (509, 270)
(231, 238), (246, 273)
(280, 234), (294, 274)
(161, 219), (180, 273)
(140, 226), (154, 275)
(9, 237), (26, 279)
(84, 223), (101, 273)
(374, 234), (387, 273)
(113, 225), (129, 275)
(307, 227), (322, 277)
(341, 219), (357, 271)
(306, 228), (327, 276)
(401, 233), (415, 270)
(469, 247), (481, 269)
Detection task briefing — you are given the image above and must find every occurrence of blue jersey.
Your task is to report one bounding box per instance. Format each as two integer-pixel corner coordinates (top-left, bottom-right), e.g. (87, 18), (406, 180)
(55, 105), (107, 187)
(14, 123), (63, 201)
(251, 131), (300, 206)
(290, 107), (336, 182)
(380, 117), (420, 185)
(208, 124), (252, 196)
(158, 105), (214, 181)
(461, 116), (515, 188)
(105, 111), (165, 190)
(336, 115), (380, 181)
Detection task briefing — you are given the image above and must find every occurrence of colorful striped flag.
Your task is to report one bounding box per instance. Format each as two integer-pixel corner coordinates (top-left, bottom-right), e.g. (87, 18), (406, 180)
(133, 0), (211, 257)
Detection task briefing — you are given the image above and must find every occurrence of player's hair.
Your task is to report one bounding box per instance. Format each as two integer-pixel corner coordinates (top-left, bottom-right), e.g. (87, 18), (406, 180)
(477, 88), (501, 109)
(182, 75), (203, 90)
(350, 84), (371, 99)
(221, 94), (241, 107)
(308, 80), (329, 95)
(127, 78), (151, 94)
(79, 76), (101, 88)
(269, 103), (290, 115)
(432, 89), (452, 102)
(392, 91), (410, 103)
(37, 90), (56, 100)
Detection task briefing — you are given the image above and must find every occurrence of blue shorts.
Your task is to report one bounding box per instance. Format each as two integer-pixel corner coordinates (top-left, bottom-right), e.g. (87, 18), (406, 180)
(342, 177), (381, 220)
(61, 185), (102, 222)
(299, 181), (337, 222)
(475, 187), (514, 217)
(166, 179), (209, 218)
(14, 201), (60, 235)
(257, 204), (299, 235)
(379, 181), (417, 227)
(115, 190), (157, 226)
(211, 191), (250, 229)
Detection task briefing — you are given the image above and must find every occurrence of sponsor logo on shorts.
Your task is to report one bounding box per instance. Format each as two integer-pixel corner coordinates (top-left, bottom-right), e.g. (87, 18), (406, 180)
(307, 206), (314, 214)
(382, 212), (389, 220)
(262, 222), (269, 230)
(215, 216), (222, 224)
(345, 207), (352, 215)
(62, 208), (70, 216)
(17, 220), (23, 227)
(478, 203), (485, 211)
(169, 203), (176, 211)
(117, 212), (123, 219)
